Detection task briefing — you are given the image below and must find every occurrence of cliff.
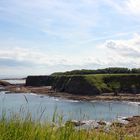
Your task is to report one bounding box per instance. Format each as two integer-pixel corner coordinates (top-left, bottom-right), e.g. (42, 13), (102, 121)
(26, 74), (140, 95)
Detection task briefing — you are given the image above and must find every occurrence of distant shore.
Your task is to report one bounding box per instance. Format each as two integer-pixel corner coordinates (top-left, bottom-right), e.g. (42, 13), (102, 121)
(0, 79), (140, 102)
(4, 84), (140, 102)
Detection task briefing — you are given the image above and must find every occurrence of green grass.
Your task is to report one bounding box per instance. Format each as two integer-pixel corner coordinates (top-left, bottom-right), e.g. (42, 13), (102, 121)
(0, 113), (140, 140)
(78, 74), (140, 93)
(84, 75), (109, 92)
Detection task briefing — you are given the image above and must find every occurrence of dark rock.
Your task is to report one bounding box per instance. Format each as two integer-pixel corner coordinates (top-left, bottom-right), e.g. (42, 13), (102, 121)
(65, 120), (85, 127)
(0, 80), (11, 86)
(97, 121), (106, 126)
(26, 76), (100, 95)
(26, 76), (55, 87)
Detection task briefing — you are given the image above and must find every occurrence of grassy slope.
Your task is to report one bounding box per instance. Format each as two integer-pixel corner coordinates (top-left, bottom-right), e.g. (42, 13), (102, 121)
(84, 74), (140, 93)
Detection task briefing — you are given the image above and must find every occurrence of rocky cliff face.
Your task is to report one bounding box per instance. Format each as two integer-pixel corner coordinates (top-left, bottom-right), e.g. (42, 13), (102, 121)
(26, 74), (140, 95)
(26, 76), (55, 87)
(54, 76), (100, 95)
(26, 76), (100, 95)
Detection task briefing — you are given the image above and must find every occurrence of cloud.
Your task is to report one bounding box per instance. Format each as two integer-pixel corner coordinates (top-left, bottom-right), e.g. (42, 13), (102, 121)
(105, 0), (140, 16)
(0, 47), (59, 66)
(105, 33), (140, 57)
(0, 33), (140, 73)
(0, 46), (100, 67)
(102, 33), (140, 67)
(0, 34), (140, 76)
(0, 0), (140, 76)
(125, 0), (140, 15)
(0, 0), (100, 42)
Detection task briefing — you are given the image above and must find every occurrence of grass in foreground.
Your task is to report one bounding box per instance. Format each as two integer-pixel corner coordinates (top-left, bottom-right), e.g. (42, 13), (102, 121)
(0, 114), (140, 140)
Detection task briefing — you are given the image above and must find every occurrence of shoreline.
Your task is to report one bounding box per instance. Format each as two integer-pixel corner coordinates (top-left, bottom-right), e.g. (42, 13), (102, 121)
(3, 84), (140, 102)
(0, 84), (140, 136)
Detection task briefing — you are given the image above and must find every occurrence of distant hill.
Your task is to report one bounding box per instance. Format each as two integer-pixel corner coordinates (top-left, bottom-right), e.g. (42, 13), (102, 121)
(51, 67), (140, 76)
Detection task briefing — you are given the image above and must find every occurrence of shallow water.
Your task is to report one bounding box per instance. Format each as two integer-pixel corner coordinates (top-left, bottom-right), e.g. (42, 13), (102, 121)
(0, 91), (140, 122)
(3, 79), (26, 84)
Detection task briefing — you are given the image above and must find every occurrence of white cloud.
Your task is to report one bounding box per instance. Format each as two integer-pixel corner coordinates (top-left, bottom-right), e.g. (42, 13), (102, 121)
(125, 0), (140, 15)
(0, 0), (140, 76)
(0, 33), (140, 70)
(102, 33), (140, 67)
(0, 33), (140, 77)
(0, 0), (100, 41)
(105, 0), (140, 16)
(0, 46), (100, 67)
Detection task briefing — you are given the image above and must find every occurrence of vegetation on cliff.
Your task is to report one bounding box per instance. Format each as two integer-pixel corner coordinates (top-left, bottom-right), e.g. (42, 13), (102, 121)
(26, 74), (140, 95)
(51, 67), (140, 76)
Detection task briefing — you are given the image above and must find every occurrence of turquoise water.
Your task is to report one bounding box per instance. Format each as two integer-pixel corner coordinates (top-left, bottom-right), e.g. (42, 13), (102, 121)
(0, 91), (140, 122)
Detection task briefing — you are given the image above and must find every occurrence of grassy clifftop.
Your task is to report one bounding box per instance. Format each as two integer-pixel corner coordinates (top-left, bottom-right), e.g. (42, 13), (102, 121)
(26, 74), (140, 95)
(51, 68), (140, 75)
(85, 74), (140, 94)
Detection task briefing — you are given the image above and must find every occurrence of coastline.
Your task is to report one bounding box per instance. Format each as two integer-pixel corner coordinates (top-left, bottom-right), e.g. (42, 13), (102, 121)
(1, 83), (140, 136)
(4, 84), (140, 102)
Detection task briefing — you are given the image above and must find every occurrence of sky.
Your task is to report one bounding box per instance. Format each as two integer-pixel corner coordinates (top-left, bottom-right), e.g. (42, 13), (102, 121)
(0, 0), (140, 77)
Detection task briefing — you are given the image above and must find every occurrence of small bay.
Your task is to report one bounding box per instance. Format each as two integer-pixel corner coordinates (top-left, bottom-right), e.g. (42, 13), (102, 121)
(0, 91), (140, 122)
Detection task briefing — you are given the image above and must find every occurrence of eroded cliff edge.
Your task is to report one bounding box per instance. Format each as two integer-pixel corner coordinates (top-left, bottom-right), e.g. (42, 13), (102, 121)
(26, 74), (140, 95)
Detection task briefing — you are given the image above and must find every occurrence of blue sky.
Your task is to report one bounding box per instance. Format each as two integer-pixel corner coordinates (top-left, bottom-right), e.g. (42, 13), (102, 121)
(0, 0), (140, 77)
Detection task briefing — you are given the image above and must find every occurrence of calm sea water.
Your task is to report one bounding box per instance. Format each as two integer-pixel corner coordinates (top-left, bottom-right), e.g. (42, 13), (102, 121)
(0, 92), (140, 122)
(2, 79), (26, 84)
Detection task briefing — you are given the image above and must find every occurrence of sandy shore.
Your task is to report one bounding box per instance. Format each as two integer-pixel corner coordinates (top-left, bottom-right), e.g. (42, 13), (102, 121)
(3, 85), (140, 102)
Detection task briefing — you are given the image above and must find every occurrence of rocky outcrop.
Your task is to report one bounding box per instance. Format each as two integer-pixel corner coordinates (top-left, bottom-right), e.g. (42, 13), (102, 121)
(26, 76), (55, 87)
(0, 80), (11, 86)
(26, 74), (140, 95)
(55, 76), (100, 95)
(26, 76), (100, 95)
